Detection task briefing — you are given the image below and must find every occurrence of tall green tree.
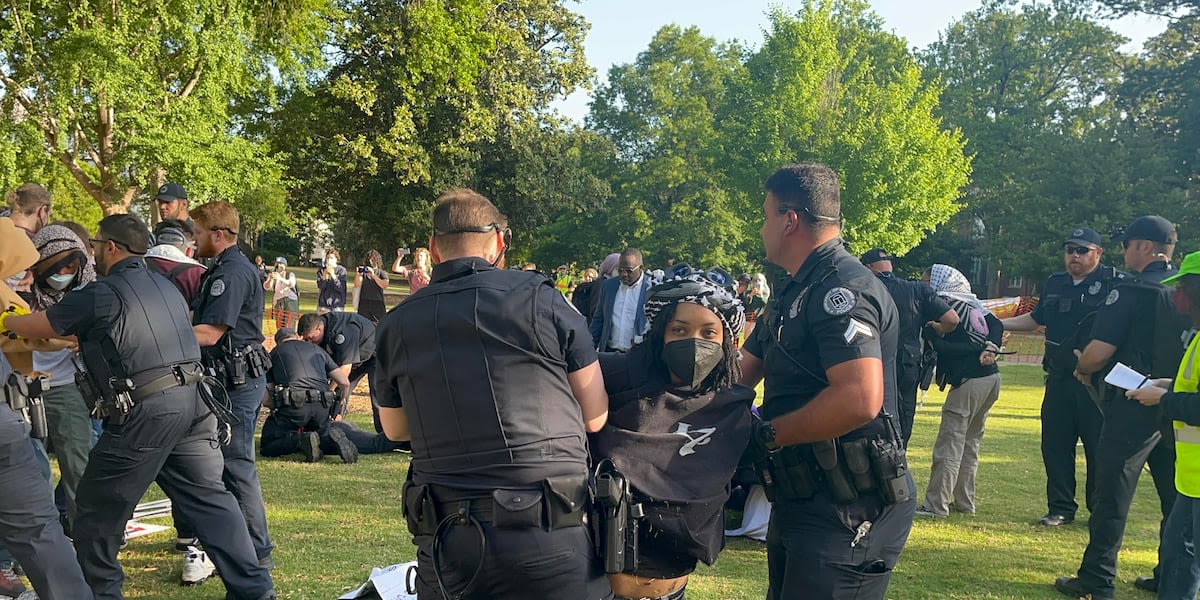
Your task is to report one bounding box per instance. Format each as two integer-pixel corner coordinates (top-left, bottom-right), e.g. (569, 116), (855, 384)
(0, 0), (330, 215)
(572, 25), (751, 269)
(914, 0), (1150, 283)
(724, 0), (971, 257)
(273, 0), (592, 254)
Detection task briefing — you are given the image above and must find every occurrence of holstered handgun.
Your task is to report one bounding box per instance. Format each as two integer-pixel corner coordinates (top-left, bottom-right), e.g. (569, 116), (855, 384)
(592, 460), (641, 574)
(5, 372), (49, 440)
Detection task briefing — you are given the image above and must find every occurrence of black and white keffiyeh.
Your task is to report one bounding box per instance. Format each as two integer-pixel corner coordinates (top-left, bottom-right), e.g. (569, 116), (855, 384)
(643, 270), (746, 339)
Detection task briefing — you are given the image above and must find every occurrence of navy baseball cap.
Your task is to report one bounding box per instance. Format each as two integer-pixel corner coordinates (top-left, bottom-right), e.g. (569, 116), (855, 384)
(1120, 215), (1176, 244)
(860, 248), (891, 265)
(1063, 227), (1101, 249)
(155, 182), (188, 202)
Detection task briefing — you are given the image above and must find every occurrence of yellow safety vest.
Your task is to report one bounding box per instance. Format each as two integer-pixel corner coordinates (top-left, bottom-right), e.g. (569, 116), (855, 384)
(1173, 332), (1200, 498)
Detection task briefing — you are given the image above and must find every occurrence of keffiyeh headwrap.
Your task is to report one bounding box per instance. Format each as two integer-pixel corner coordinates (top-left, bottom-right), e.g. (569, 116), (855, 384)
(643, 270), (745, 339)
(31, 225), (95, 311)
(928, 263), (990, 345)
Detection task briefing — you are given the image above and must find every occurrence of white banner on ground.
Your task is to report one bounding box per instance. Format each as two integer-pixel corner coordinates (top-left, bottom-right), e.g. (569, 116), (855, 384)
(338, 562), (418, 600)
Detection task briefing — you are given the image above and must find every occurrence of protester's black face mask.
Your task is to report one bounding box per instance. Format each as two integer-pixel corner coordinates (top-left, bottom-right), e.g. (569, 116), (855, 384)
(663, 338), (723, 390)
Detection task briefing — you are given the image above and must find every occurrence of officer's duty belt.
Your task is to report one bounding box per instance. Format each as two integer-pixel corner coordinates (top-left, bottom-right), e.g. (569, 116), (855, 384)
(273, 388), (332, 407)
(129, 362), (205, 403)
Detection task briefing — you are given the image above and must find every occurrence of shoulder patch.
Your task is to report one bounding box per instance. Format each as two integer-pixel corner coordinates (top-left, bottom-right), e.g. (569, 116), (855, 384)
(334, 333), (345, 345)
(823, 287), (856, 316)
(843, 318), (874, 344)
(210, 279), (226, 297)
(1105, 289), (1119, 306)
(1088, 281), (1102, 296)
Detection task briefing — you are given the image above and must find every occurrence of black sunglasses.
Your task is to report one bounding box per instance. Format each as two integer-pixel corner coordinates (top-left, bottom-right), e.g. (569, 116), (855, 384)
(209, 226), (239, 236)
(617, 265), (643, 274)
(1063, 246), (1093, 256)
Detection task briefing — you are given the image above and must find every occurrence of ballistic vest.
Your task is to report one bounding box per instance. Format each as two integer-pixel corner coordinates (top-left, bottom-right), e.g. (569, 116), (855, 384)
(392, 258), (589, 489)
(1173, 332), (1200, 498)
(80, 258), (200, 384)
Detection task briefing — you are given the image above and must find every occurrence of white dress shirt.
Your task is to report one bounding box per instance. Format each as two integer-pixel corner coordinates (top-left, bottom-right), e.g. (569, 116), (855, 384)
(608, 274), (644, 351)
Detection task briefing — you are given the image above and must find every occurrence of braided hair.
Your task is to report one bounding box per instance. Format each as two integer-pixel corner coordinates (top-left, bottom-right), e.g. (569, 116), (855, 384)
(642, 271), (745, 391)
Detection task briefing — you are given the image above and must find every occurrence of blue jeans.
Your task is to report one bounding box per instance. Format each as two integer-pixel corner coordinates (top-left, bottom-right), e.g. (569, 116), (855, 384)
(1159, 491), (1199, 600)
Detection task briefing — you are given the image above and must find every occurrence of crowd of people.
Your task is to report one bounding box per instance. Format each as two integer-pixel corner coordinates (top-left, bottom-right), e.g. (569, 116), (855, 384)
(0, 162), (1196, 600)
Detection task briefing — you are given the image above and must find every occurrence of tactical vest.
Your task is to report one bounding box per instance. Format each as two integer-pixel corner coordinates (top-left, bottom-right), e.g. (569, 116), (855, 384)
(80, 261), (201, 385)
(397, 265), (589, 488)
(1173, 332), (1200, 498)
(1111, 278), (1190, 379)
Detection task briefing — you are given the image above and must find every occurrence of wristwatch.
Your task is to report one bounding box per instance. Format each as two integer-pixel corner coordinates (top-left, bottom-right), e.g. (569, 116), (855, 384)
(757, 419), (781, 452)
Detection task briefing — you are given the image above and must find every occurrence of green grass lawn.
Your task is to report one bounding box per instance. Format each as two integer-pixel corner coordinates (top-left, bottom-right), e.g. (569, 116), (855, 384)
(113, 364), (1167, 599)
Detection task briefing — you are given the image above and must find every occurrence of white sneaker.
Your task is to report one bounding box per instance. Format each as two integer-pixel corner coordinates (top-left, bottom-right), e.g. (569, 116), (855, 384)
(180, 546), (216, 585)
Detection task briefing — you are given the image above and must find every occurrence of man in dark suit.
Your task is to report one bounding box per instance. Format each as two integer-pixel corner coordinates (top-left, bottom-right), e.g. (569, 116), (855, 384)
(590, 247), (652, 352)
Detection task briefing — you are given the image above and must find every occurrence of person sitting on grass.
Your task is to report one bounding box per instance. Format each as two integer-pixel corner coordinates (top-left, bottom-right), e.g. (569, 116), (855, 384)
(591, 270), (753, 600)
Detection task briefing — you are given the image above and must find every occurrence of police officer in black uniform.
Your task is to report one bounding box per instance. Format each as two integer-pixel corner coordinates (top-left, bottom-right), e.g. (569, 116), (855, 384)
(2, 214), (275, 600)
(1056, 216), (1186, 599)
(262, 327), (358, 463)
(0, 220), (93, 600)
(739, 163), (914, 599)
(860, 248), (958, 445)
(295, 311), (379, 432)
(374, 188), (612, 600)
(185, 200), (274, 569)
(1001, 227), (1117, 527)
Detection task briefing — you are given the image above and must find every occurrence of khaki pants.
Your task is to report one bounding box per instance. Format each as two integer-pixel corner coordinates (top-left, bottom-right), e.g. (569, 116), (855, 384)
(922, 373), (1001, 515)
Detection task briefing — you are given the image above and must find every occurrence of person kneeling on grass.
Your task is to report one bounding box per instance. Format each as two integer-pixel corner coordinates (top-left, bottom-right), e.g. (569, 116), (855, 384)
(591, 271), (753, 600)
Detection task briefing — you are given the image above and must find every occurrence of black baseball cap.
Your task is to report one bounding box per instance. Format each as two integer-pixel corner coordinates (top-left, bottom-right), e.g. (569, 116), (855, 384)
(860, 248), (892, 265)
(1120, 215), (1176, 244)
(1063, 227), (1101, 249)
(155, 182), (188, 202)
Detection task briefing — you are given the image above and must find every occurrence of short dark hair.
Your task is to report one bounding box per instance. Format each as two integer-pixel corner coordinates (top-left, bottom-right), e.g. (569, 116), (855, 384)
(620, 247), (643, 263)
(97, 214), (151, 254)
(431, 188), (508, 254)
(297, 313), (323, 336)
(764, 163), (841, 230)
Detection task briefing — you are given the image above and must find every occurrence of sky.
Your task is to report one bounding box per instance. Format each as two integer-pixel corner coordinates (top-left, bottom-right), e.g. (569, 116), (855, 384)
(553, 0), (1169, 122)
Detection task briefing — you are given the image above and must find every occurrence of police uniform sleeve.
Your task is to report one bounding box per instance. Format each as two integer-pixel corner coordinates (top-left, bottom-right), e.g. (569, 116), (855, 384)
(1029, 281), (1048, 325)
(919, 283), (953, 324)
(323, 350), (339, 374)
(742, 312), (767, 360)
(1088, 287), (1135, 347)
(1162, 391), (1200, 427)
(374, 318), (403, 408)
(193, 268), (248, 329)
(329, 324), (360, 366)
(807, 281), (885, 371)
(547, 286), (598, 372)
(45, 282), (112, 337)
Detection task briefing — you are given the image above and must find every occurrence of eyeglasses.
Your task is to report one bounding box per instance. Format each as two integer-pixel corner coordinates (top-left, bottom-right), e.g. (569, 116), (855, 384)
(1064, 246), (1093, 256)
(617, 265), (642, 275)
(89, 237), (135, 253)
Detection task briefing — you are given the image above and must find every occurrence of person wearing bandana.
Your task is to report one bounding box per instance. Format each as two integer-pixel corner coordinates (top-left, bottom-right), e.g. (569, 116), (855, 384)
(591, 271), (753, 600)
(740, 163), (912, 600)
(29, 225), (96, 528)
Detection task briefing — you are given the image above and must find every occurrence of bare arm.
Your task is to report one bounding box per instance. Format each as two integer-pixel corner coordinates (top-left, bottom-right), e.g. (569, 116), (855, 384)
(1074, 340), (1117, 383)
(380, 407), (411, 441)
(568, 360), (608, 432)
(368, 269), (389, 287)
(770, 357), (884, 446)
(1000, 312), (1039, 333)
(327, 367), (351, 389)
(5, 312), (64, 340)
(738, 349), (765, 388)
(193, 324), (230, 347)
